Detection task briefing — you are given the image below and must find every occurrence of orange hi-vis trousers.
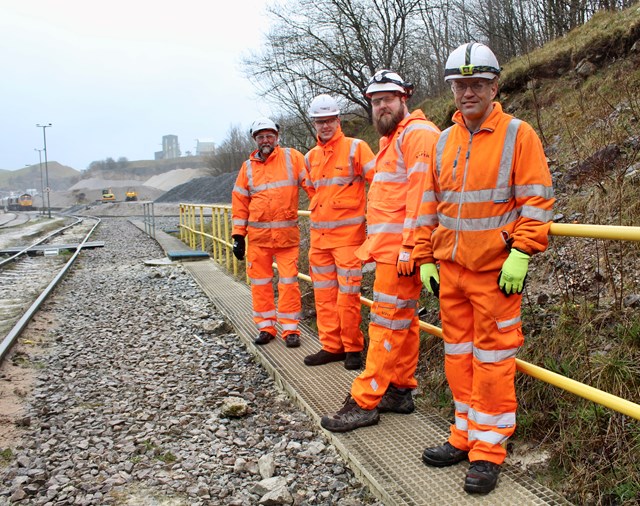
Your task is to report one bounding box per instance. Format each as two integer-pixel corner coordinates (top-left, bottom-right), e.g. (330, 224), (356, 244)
(439, 259), (524, 465)
(246, 243), (301, 339)
(351, 262), (422, 409)
(309, 245), (364, 354)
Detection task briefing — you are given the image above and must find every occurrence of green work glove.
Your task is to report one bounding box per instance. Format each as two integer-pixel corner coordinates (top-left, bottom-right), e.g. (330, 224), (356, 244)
(498, 249), (530, 296)
(420, 263), (440, 298)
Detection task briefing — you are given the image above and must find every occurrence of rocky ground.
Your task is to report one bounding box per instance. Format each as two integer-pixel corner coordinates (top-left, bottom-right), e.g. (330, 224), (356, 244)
(0, 217), (382, 506)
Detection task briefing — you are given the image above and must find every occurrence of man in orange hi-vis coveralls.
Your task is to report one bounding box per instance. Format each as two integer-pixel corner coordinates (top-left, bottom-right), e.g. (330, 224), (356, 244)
(231, 117), (313, 349)
(303, 94), (375, 371)
(413, 43), (555, 494)
(321, 70), (440, 432)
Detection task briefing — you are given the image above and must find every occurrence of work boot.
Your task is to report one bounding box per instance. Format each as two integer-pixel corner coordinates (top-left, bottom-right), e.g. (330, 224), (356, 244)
(254, 331), (275, 345)
(464, 460), (501, 494)
(304, 349), (346, 366)
(377, 384), (415, 414)
(344, 352), (362, 370)
(285, 333), (301, 348)
(321, 396), (380, 433)
(422, 441), (469, 467)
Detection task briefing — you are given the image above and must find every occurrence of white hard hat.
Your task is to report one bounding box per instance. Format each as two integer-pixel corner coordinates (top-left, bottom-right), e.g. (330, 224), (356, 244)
(250, 117), (279, 137)
(308, 94), (340, 118)
(364, 69), (414, 98)
(444, 42), (500, 81)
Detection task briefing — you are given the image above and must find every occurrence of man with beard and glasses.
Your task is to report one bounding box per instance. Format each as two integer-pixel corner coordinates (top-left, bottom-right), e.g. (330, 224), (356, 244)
(321, 70), (440, 433)
(232, 117), (314, 349)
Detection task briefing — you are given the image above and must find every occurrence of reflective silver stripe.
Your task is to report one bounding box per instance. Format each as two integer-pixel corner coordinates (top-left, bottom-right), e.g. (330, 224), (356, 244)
(438, 209), (519, 231)
(496, 119), (521, 189)
(434, 127), (453, 178)
(404, 217), (417, 229)
(278, 311), (301, 320)
(497, 315), (521, 329)
(252, 179), (294, 192)
(249, 220), (298, 229)
(249, 277), (272, 285)
(468, 408), (516, 427)
(339, 285), (361, 294)
(233, 185), (250, 197)
(455, 400), (469, 413)
(337, 267), (362, 277)
(257, 320), (275, 329)
(370, 378), (379, 391)
(408, 160), (429, 177)
(314, 280), (338, 289)
(311, 264), (336, 274)
(455, 415), (468, 431)
(396, 122), (440, 177)
(417, 214), (438, 227)
(521, 205), (554, 222)
(373, 291), (417, 309)
(284, 148), (295, 183)
(279, 277), (299, 285)
(444, 342), (473, 355)
(348, 139), (359, 178)
(310, 216), (365, 229)
(253, 310), (277, 318)
(313, 176), (356, 187)
(246, 148), (296, 194)
(246, 159), (255, 191)
(363, 159), (375, 177)
(370, 312), (412, 330)
(282, 324), (299, 331)
(440, 187), (512, 204)
(384, 340), (392, 352)
(233, 218), (248, 226)
(372, 172), (408, 184)
(421, 189), (437, 203)
(473, 347), (519, 363)
(367, 222), (404, 234)
(468, 430), (509, 445)
(515, 183), (555, 199)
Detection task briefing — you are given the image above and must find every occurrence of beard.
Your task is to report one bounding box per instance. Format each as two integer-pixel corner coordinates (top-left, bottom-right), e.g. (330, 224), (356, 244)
(259, 144), (275, 158)
(373, 106), (405, 136)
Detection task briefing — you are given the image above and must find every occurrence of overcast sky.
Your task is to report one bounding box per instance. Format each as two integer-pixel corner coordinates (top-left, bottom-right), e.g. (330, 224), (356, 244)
(0, 0), (273, 171)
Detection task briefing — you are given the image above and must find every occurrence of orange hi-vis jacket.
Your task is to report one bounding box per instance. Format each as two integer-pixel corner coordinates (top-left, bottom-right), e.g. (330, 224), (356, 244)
(304, 127), (375, 248)
(355, 110), (440, 264)
(232, 145), (312, 249)
(413, 103), (555, 271)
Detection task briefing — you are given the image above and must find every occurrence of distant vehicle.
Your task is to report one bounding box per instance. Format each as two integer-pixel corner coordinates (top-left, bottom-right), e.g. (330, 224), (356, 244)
(101, 189), (116, 203)
(125, 189), (138, 201)
(6, 193), (33, 211)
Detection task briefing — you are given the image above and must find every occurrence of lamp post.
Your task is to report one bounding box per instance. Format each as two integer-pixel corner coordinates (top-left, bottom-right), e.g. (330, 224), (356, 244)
(34, 148), (45, 215)
(36, 123), (52, 218)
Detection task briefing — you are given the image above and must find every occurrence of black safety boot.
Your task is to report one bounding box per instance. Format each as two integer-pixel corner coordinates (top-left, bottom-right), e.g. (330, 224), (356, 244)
(321, 396), (380, 433)
(377, 384), (415, 414)
(464, 460), (501, 494)
(254, 331), (275, 345)
(285, 333), (301, 348)
(344, 352), (362, 370)
(304, 349), (346, 366)
(422, 441), (469, 467)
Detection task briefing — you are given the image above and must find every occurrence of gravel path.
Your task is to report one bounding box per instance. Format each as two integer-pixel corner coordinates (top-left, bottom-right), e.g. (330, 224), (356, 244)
(0, 218), (382, 506)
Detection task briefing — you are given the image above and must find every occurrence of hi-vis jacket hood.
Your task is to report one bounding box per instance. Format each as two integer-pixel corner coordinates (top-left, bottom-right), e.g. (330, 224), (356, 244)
(413, 102), (555, 272)
(355, 109), (440, 264)
(232, 145), (312, 248)
(305, 127), (375, 248)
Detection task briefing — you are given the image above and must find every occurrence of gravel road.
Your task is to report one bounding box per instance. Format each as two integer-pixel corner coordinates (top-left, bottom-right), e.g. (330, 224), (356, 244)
(0, 217), (382, 506)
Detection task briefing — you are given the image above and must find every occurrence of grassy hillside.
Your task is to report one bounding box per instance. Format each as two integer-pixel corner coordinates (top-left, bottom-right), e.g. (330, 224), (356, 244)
(0, 162), (80, 193)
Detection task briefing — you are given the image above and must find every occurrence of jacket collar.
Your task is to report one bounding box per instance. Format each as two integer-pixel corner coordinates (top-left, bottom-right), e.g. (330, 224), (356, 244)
(316, 126), (344, 148)
(379, 109), (427, 150)
(250, 144), (281, 163)
(452, 102), (503, 133)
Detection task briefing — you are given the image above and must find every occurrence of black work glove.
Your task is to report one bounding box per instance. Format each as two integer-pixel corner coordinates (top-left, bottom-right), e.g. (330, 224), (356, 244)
(232, 235), (245, 260)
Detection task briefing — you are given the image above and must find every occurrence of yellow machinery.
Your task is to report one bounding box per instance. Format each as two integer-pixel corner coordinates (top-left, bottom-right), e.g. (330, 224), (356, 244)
(101, 189), (116, 203)
(125, 189), (138, 201)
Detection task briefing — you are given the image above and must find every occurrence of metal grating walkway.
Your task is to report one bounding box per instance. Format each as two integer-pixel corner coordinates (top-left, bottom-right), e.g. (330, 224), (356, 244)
(183, 259), (572, 506)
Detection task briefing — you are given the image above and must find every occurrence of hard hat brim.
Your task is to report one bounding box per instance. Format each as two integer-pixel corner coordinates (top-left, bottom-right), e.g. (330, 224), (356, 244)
(365, 82), (407, 97)
(444, 72), (498, 82)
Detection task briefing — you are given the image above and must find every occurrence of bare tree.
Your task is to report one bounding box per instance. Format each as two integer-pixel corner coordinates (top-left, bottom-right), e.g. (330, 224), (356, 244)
(205, 125), (255, 175)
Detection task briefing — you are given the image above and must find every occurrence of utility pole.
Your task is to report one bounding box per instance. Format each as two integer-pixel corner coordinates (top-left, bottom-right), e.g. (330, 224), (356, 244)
(34, 148), (45, 215)
(36, 123), (52, 218)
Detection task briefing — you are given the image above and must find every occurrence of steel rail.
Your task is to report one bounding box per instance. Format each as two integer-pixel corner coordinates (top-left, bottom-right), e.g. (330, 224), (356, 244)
(0, 217), (101, 362)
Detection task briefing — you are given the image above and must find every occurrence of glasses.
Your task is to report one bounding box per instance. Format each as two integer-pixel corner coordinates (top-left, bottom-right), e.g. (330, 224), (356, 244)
(313, 117), (338, 126)
(255, 133), (277, 142)
(450, 80), (494, 94)
(371, 95), (400, 107)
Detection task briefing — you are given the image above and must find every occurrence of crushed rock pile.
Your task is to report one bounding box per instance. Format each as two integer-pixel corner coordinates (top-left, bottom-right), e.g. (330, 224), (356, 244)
(155, 172), (238, 204)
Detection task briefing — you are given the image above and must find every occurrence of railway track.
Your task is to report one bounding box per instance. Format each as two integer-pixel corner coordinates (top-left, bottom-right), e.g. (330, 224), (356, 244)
(0, 216), (100, 362)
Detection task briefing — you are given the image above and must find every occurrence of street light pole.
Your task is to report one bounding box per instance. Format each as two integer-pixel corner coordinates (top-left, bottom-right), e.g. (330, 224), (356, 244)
(34, 148), (45, 215)
(36, 123), (52, 218)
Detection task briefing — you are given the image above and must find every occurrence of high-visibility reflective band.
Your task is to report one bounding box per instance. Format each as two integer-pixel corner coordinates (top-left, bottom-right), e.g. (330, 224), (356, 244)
(311, 264), (336, 274)
(314, 280), (338, 289)
(370, 312), (412, 330)
(473, 346), (519, 363)
(249, 220), (298, 229)
(455, 415), (469, 431)
(496, 119), (522, 188)
(373, 291), (417, 309)
(404, 217), (417, 230)
(417, 213), (438, 227)
(253, 310), (277, 318)
(337, 267), (362, 277)
(233, 218), (248, 227)
(252, 179), (295, 192)
(310, 216), (365, 229)
(434, 128), (453, 178)
(313, 176), (358, 188)
(249, 277), (273, 285)
(282, 324), (299, 331)
(372, 172), (408, 184)
(279, 277), (299, 285)
(408, 161), (429, 177)
(521, 205), (554, 222)
(496, 315), (521, 329)
(233, 185), (250, 197)
(438, 209), (519, 231)
(339, 284), (361, 294)
(370, 378), (379, 391)
(363, 159), (376, 176)
(444, 342), (473, 355)
(278, 311), (301, 320)
(421, 189), (438, 203)
(468, 430), (509, 445)
(455, 400), (470, 413)
(347, 140), (359, 178)
(246, 148), (296, 194)
(258, 320), (276, 329)
(515, 183), (555, 199)
(384, 340), (392, 352)
(468, 408), (516, 427)
(439, 187), (512, 204)
(367, 222), (404, 234)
